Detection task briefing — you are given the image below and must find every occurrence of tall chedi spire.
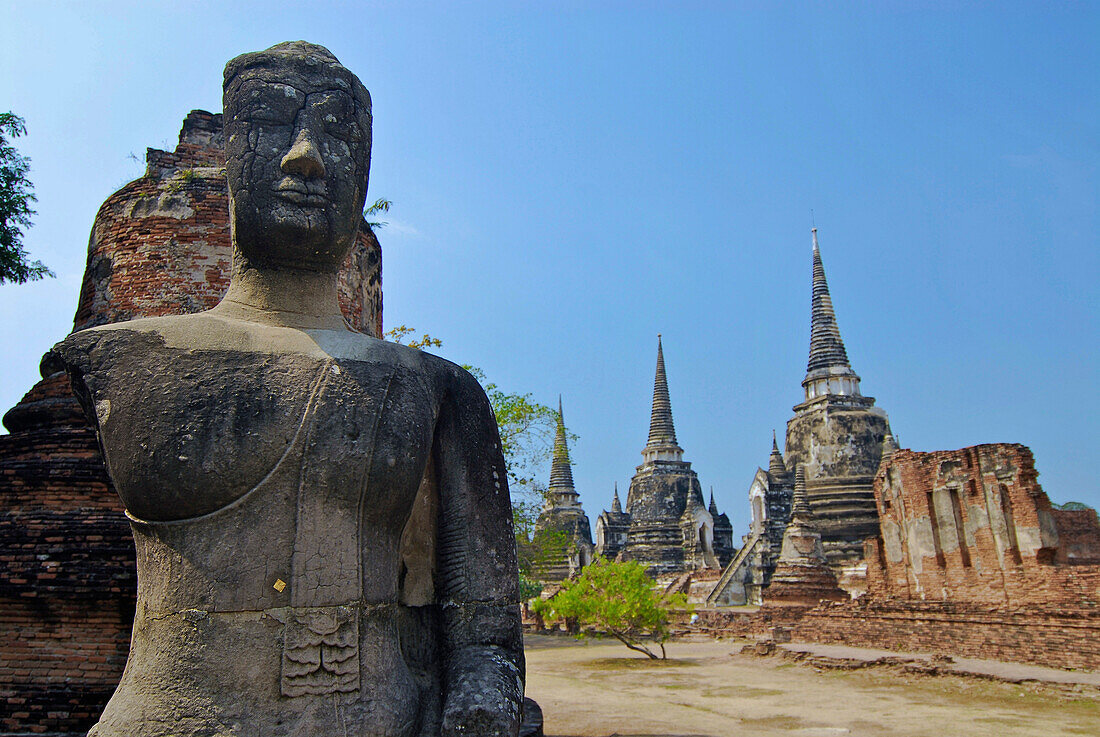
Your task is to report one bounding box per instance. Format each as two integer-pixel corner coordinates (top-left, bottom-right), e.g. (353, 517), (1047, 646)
(548, 396), (580, 507)
(642, 335), (684, 463)
(803, 228), (862, 401)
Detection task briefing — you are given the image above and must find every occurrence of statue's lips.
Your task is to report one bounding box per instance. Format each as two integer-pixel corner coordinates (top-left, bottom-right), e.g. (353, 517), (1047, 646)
(275, 181), (328, 208)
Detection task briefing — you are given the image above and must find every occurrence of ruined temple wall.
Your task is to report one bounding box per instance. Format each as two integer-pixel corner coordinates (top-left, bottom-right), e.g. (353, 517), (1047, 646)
(0, 425), (133, 736)
(871, 444), (1099, 606)
(0, 600), (133, 735)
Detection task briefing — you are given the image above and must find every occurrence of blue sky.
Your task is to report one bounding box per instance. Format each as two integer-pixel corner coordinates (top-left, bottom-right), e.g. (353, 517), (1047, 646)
(1, 2), (1096, 531)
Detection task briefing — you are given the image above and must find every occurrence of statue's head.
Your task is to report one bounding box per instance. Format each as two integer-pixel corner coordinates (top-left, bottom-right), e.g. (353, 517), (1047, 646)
(223, 42), (372, 272)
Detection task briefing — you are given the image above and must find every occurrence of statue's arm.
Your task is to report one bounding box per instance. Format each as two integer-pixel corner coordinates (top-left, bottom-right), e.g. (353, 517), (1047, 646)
(434, 367), (524, 737)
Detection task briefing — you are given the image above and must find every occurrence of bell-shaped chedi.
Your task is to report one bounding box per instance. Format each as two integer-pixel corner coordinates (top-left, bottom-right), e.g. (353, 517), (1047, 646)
(782, 228), (893, 588)
(615, 336), (733, 576)
(764, 466), (849, 606)
(532, 398), (594, 581)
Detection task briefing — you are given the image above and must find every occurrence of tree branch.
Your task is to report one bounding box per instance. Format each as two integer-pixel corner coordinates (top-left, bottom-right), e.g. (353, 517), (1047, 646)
(608, 628), (659, 660)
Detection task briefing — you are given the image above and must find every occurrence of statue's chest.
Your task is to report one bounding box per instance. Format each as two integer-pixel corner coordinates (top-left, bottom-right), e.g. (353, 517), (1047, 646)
(91, 348), (432, 525)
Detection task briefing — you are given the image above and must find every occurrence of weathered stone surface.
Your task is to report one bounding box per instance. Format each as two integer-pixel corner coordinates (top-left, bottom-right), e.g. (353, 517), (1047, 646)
(870, 443), (1100, 604)
(0, 104), (383, 735)
(50, 42), (529, 737)
(783, 230), (891, 578)
(720, 230), (891, 606)
(784, 393), (889, 570)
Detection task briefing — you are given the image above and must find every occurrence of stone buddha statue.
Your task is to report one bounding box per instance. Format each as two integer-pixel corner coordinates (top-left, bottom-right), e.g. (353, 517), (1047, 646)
(51, 42), (528, 737)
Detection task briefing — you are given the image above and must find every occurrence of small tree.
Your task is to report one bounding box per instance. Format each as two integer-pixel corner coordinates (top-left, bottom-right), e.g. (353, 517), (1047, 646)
(0, 112), (52, 284)
(533, 559), (689, 659)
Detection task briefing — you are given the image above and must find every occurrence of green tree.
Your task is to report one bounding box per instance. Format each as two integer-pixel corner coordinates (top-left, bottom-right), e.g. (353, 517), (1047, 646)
(384, 324), (442, 350)
(532, 559), (689, 659)
(460, 365), (557, 499)
(0, 112), (52, 284)
(364, 197), (392, 229)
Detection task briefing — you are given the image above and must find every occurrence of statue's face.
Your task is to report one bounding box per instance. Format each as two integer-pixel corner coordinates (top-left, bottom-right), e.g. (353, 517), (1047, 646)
(224, 63), (371, 271)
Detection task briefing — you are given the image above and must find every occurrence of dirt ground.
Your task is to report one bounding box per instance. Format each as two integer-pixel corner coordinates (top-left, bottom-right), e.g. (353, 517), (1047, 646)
(523, 634), (1099, 737)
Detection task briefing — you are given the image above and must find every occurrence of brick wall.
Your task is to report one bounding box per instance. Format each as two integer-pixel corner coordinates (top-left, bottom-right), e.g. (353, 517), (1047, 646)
(776, 444), (1100, 671)
(872, 444), (1100, 606)
(791, 597), (1100, 671)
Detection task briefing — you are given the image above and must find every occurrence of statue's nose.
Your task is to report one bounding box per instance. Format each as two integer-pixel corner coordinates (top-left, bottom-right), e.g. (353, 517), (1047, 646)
(281, 129), (326, 179)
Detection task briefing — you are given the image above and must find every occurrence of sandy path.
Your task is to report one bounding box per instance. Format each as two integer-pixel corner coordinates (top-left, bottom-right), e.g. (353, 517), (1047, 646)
(523, 634), (1099, 737)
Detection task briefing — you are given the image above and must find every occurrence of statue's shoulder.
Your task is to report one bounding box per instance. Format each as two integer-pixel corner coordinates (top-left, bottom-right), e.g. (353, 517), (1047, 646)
(49, 316), (179, 375)
(344, 340), (491, 407)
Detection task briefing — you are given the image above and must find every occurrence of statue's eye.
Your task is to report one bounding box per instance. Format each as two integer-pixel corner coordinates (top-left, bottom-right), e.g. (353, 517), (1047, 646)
(242, 108), (291, 125)
(325, 120), (361, 143)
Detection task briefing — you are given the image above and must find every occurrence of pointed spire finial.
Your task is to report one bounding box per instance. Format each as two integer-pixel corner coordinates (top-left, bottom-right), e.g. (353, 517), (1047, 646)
(548, 396), (577, 501)
(644, 335), (683, 462)
(611, 482), (622, 514)
(709, 488), (719, 516)
(769, 433), (788, 479)
(683, 488), (700, 515)
(803, 228), (862, 400)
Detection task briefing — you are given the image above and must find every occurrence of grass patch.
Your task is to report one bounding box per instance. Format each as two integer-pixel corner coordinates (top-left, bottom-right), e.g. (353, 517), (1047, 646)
(737, 714), (806, 730)
(702, 685), (782, 699)
(583, 657), (697, 671)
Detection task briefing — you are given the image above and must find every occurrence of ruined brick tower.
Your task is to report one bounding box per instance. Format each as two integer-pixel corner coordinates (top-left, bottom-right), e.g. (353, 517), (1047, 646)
(598, 337), (734, 577)
(532, 399), (594, 581)
(783, 228), (891, 585)
(0, 111), (381, 736)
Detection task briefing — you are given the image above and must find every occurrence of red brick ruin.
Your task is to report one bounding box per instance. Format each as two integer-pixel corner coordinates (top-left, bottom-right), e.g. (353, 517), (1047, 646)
(0, 111), (382, 735)
(813, 444), (1100, 670)
(699, 444), (1100, 671)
